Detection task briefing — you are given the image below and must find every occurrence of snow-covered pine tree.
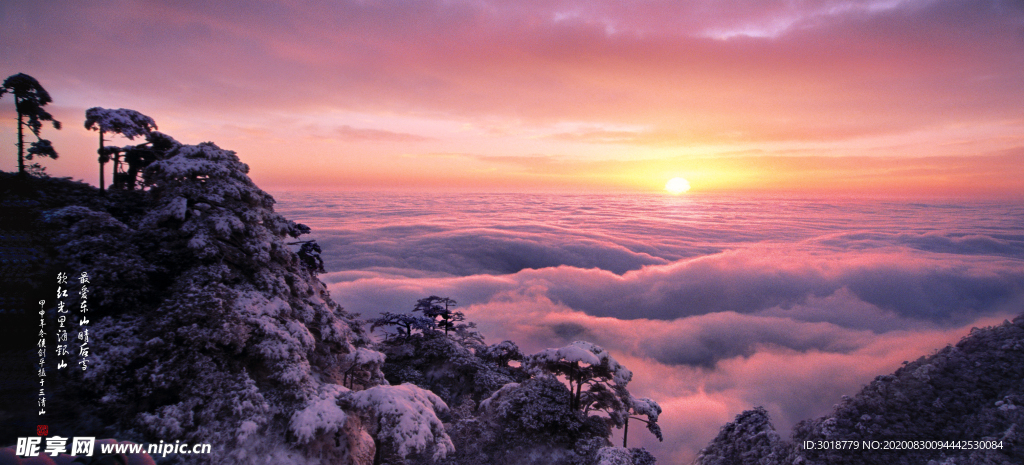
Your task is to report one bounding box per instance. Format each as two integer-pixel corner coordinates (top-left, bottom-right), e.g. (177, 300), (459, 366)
(524, 342), (635, 425)
(84, 107), (157, 191)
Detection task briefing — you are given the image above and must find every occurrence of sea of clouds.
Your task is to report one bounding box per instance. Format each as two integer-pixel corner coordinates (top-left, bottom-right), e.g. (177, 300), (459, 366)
(274, 191), (1024, 463)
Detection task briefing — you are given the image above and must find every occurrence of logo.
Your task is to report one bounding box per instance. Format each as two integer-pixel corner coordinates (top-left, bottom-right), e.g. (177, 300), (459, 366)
(37, 425), (48, 436)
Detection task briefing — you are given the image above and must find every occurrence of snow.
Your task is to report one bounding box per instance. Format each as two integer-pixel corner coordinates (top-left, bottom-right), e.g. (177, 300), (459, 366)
(212, 214), (246, 238)
(85, 107), (157, 139)
(286, 320), (316, 348)
(550, 345), (601, 366)
(236, 420), (259, 442)
(289, 384), (349, 444)
(348, 347), (386, 366)
(478, 382), (520, 412)
(530, 341), (633, 385)
(235, 293), (289, 318)
(349, 384), (455, 460)
(595, 447), (633, 465)
(630, 396), (661, 420)
(146, 143), (248, 185)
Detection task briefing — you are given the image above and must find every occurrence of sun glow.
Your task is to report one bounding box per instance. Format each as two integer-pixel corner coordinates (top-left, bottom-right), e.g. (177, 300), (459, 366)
(665, 177), (691, 194)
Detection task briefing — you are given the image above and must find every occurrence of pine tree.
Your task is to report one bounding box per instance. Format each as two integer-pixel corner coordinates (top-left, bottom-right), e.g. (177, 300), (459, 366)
(1, 73), (61, 175)
(84, 107), (157, 191)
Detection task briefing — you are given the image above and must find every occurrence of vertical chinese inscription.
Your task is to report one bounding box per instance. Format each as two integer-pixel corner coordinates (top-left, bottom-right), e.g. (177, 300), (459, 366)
(56, 272), (69, 371)
(78, 272), (90, 371)
(37, 299), (47, 416)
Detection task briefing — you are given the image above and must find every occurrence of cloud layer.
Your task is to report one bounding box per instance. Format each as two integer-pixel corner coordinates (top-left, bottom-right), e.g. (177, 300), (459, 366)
(274, 192), (1024, 462)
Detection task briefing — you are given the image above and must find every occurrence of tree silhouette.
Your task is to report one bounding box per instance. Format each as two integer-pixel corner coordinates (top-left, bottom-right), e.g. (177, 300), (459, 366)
(84, 107), (156, 191)
(370, 311), (434, 340)
(413, 295), (463, 336)
(117, 131), (178, 190)
(1, 73), (61, 175)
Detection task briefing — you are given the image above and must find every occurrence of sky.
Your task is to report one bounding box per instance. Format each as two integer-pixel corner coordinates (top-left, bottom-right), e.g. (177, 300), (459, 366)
(2, 0), (1024, 195)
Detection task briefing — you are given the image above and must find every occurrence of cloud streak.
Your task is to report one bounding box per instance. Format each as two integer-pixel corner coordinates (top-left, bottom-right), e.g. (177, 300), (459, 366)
(331, 125), (435, 142)
(4, 0), (1024, 130)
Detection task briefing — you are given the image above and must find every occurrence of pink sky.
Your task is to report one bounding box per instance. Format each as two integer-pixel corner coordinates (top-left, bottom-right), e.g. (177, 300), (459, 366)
(3, 0), (1024, 195)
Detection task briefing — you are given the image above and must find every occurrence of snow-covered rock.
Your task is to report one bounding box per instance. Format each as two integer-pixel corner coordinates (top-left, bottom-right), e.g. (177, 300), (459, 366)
(349, 384), (454, 462)
(29, 140), (424, 464)
(696, 316), (1024, 465)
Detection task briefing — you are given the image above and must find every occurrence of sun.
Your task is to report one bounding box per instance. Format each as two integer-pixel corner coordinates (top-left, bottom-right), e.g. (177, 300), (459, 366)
(665, 177), (691, 194)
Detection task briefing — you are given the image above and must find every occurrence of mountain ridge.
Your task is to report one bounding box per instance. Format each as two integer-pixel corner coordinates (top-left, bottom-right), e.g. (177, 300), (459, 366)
(695, 315), (1024, 464)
